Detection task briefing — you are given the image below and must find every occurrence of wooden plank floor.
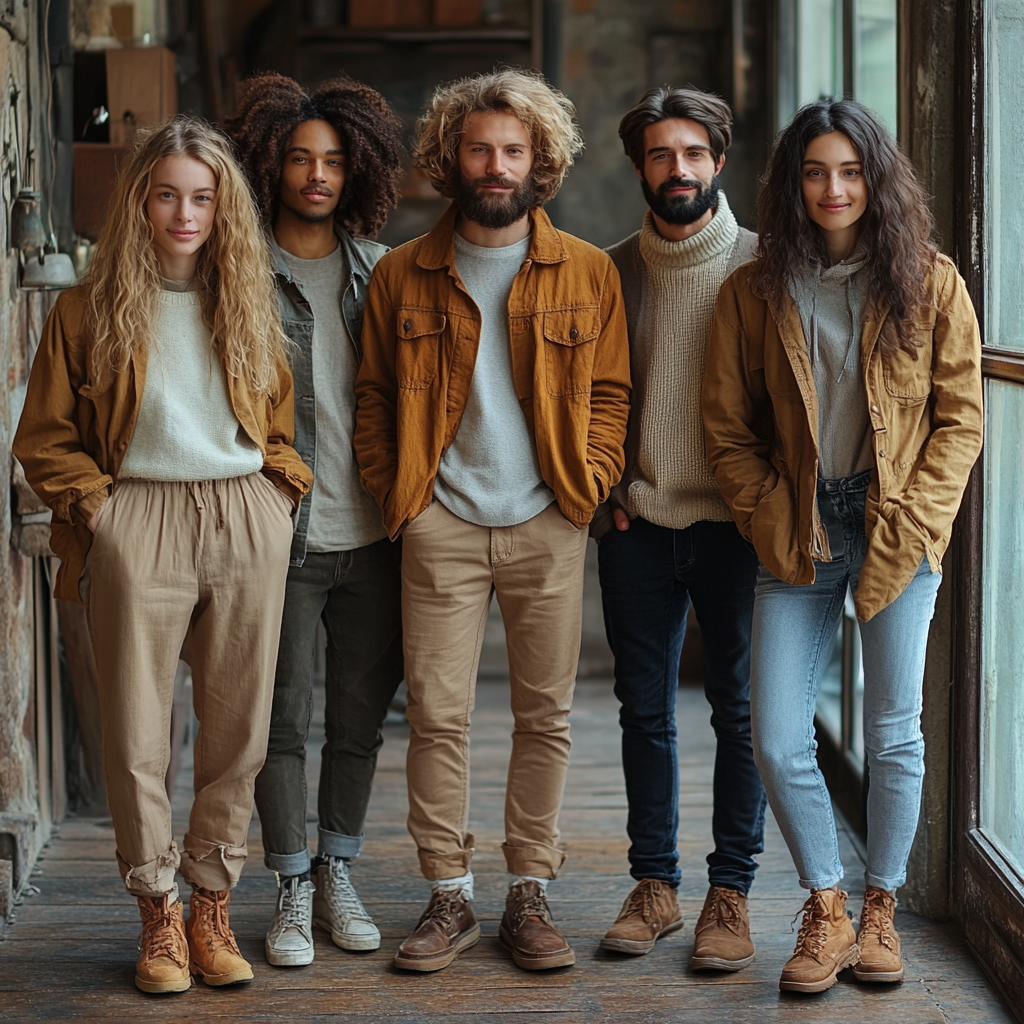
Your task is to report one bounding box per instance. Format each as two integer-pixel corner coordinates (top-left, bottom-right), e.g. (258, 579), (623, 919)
(0, 677), (1012, 1022)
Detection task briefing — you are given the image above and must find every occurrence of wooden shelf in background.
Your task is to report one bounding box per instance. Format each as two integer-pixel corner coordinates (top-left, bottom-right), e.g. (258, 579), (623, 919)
(295, 25), (531, 44)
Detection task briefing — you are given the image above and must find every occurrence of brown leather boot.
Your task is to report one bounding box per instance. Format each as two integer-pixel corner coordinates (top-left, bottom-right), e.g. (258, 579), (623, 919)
(135, 894), (191, 994)
(690, 886), (755, 971)
(853, 886), (904, 983)
(185, 888), (254, 986)
(393, 888), (481, 972)
(599, 878), (684, 954)
(499, 880), (575, 971)
(779, 888), (860, 993)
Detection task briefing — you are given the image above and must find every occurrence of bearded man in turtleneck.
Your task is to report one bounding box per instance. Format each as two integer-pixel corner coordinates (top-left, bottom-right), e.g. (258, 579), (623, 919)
(594, 87), (767, 973)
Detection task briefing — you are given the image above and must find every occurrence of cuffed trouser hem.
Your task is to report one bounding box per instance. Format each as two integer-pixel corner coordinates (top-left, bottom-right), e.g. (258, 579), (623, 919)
(117, 842), (180, 897)
(179, 832), (247, 891)
(501, 840), (566, 880)
(417, 833), (475, 881)
(264, 847), (311, 876)
(708, 876), (752, 897)
(865, 871), (904, 893)
(799, 869), (845, 891)
(318, 828), (363, 860)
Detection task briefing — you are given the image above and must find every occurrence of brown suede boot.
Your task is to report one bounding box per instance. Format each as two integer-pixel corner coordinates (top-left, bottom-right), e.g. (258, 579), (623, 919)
(779, 888), (860, 993)
(499, 881), (575, 970)
(135, 893), (191, 994)
(690, 886), (755, 971)
(599, 878), (684, 955)
(393, 888), (481, 972)
(853, 886), (904, 983)
(185, 888), (254, 986)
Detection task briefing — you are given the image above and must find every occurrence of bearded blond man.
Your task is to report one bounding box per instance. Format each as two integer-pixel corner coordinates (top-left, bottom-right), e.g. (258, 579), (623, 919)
(354, 68), (630, 973)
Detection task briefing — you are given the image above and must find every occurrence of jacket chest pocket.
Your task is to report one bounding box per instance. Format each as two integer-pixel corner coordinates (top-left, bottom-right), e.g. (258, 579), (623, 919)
(882, 322), (934, 403)
(396, 309), (445, 390)
(541, 307), (600, 398)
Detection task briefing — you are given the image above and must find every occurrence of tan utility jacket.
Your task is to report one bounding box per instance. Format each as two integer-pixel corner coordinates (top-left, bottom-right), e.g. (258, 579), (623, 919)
(13, 285), (313, 604)
(702, 254), (983, 621)
(354, 205), (631, 536)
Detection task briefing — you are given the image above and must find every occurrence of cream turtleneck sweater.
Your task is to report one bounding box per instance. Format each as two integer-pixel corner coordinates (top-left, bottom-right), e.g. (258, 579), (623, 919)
(606, 193), (758, 531)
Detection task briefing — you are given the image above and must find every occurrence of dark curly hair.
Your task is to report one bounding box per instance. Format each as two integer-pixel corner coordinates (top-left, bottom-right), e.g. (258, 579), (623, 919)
(226, 73), (405, 238)
(753, 98), (937, 359)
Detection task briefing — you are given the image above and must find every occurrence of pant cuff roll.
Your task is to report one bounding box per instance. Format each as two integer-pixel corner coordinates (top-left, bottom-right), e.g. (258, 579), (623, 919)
(318, 828), (364, 860)
(117, 842), (180, 897)
(179, 832), (247, 891)
(501, 840), (566, 880)
(417, 833), (475, 880)
(264, 848), (311, 876)
(799, 869), (845, 891)
(865, 872), (905, 893)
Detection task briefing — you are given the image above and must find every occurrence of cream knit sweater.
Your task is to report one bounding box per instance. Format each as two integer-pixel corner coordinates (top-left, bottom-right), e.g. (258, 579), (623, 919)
(607, 195), (757, 531)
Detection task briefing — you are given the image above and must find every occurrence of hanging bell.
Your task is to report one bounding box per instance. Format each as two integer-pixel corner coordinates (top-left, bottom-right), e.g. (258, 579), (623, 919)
(10, 190), (47, 253)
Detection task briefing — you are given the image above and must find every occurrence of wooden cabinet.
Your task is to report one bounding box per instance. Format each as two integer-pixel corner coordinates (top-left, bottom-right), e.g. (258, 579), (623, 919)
(105, 46), (177, 146)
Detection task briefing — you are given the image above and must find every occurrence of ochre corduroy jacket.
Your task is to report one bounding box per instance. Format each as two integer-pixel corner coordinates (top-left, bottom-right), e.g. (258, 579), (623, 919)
(702, 254), (983, 621)
(353, 204), (632, 536)
(13, 285), (312, 604)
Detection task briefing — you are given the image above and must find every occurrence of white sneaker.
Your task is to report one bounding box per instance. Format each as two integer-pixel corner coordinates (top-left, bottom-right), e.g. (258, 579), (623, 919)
(313, 856), (380, 951)
(265, 875), (315, 967)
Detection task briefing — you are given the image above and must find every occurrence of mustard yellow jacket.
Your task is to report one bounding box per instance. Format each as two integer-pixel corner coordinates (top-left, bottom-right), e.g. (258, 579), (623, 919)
(354, 205), (631, 536)
(13, 285), (312, 604)
(702, 254), (983, 621)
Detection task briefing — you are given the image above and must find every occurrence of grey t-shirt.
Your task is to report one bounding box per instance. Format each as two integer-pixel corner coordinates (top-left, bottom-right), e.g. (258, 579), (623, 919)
(433, 233), (555, 527)
(279, 244), (386, 552)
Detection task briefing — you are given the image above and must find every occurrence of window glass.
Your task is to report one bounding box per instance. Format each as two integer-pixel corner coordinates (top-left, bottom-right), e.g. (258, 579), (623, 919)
(797, 0), (843, 107)
(986, 0), (1024, 352)
(979, 380), (1024, 874)
(854, 0), (897, 133)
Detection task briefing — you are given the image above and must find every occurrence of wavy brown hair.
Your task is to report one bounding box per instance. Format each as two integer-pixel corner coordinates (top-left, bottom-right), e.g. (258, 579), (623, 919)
(226, 73), (405, 238)
(84, 114), (286, 393)
(753, 98), (937, 358)
(414, 67), (583, 205)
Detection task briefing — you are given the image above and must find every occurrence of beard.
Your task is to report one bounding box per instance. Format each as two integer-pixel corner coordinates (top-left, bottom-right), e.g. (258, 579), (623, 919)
(452, 172), (537, 230)
(641, 174), (721, 225)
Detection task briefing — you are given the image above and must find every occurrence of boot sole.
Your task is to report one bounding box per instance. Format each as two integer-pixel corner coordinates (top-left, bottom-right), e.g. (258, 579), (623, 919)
(393, 923), (481, 972)
(134, 974), (191, 994)
(779, 944), (861, 993)
(599, 918), (685, 955)
(852, 964), (904, 983)
(192, 967), (255, 986)
(313, 914), (381, 951)
(499, 924), (576, 970)
(265, 940), (315, 967)
(690, 952), (755, 972)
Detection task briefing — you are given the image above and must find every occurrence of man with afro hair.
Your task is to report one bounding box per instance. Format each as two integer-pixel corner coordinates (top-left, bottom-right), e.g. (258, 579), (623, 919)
(227, 72), (405, 969)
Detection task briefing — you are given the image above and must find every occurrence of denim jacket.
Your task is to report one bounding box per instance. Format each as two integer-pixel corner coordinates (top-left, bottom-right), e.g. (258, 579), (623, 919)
(270, 222), (388, 566)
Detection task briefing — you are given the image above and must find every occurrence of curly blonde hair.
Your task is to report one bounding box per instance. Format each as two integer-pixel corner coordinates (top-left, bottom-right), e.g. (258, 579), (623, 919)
(84, 114), (286, 394)
(414, 68), (584, 204)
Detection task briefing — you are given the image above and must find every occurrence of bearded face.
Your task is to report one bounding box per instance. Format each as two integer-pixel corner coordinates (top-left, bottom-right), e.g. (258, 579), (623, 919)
(452, 171), (538, 230)
(641, 174), (721, 225)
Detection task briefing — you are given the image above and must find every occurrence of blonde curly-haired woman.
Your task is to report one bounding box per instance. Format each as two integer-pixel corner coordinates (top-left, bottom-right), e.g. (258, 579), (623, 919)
(14, 115), (312, 994)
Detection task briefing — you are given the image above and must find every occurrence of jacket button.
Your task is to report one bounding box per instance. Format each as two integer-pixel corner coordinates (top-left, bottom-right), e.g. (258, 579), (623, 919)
(569, 327), (579, 339)
(403, 320), (412, 332)
(879, 451), (886, 459)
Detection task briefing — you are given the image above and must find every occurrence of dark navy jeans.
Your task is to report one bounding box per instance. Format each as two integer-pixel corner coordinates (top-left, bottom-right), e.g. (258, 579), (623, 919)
(598, 517), (766, 892)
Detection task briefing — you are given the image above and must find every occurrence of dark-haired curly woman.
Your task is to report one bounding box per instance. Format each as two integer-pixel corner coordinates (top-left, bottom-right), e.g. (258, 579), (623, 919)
(702, 99), (982, 994)
(226, 74), (406, 968)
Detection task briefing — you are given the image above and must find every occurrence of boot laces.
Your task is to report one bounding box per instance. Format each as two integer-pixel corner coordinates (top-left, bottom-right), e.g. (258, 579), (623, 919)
(860, 888), (897, 950)
(793, 892), (831, 963)
(417, 889), (464, 930)
(508, 884), (552, 927)
(139, 899), (187, 968)
(623, 879), (659, 923)
(698, 886), (742, 936)
(277, 876), (313, 931)
(322, 857), (371, 922)
(194, 890), (241, 955)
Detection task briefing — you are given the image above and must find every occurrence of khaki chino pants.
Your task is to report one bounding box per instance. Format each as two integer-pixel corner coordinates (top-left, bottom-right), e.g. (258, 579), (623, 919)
(82, 474), (293, 896)
(401, 501), (588, 880)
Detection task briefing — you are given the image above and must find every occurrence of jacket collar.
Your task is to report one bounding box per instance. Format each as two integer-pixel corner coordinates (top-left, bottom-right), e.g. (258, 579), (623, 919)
(268, 220), (376, 286)
(415, 202), (568, 271)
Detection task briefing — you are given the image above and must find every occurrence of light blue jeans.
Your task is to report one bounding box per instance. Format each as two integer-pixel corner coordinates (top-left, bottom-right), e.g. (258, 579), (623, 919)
(750, 471), (941, 892)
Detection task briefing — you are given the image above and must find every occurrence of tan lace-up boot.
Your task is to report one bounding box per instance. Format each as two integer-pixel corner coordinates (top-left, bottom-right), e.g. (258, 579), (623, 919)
(600, 878), (684, 955)
(185, 888), (254, 986)
(690, 886), (755, 971)
(135, 893), (191, 993)
(779, 888), (860, 993)
(853, 886), (904, 983)
(499, 881), (575, 970)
